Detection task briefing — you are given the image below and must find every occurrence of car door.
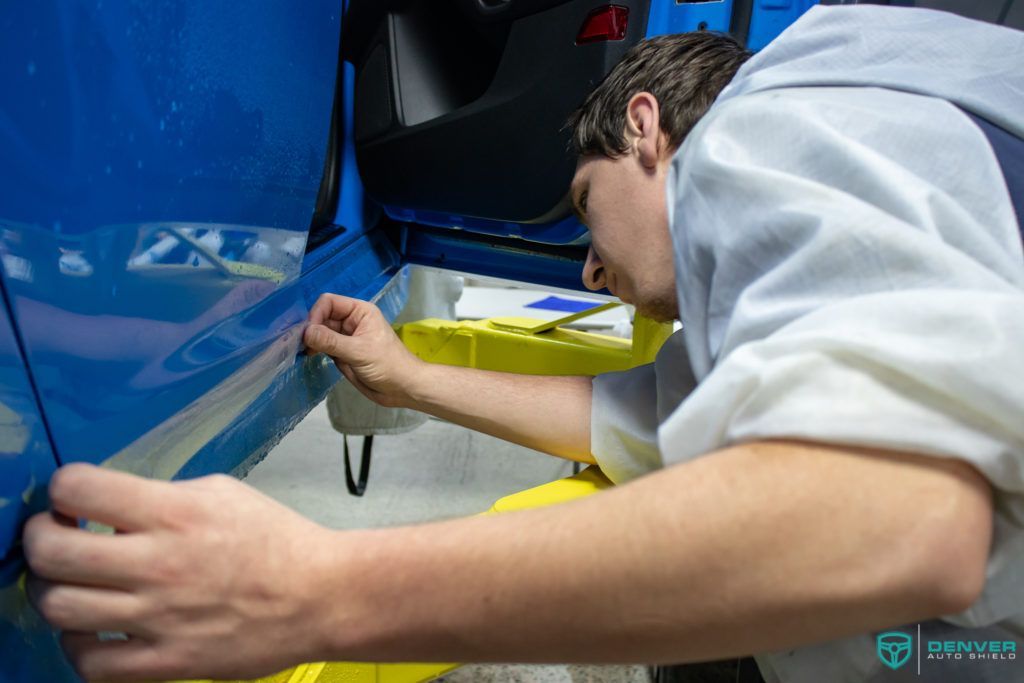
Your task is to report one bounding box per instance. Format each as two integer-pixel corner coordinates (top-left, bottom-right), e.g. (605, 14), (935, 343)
(0, 2), (367, 680)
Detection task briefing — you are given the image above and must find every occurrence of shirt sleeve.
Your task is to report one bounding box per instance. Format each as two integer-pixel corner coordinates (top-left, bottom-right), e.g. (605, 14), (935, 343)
(662, 87), (1024, 626)
(591, 330), (694, 484)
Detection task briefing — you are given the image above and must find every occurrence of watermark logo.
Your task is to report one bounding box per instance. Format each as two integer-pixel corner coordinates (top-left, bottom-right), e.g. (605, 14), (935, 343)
(927, 639), (1016, 661)
(877, 631), (913, 670)
(873, 626), (1018, 676)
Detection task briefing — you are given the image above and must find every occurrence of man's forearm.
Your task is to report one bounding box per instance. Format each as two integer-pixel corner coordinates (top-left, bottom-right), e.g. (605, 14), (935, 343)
(310, 441), (991, 664)
(403, 362), (595, 463)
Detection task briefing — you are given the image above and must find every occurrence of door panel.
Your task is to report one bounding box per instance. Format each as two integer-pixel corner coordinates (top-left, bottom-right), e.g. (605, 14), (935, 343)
(0, 4), (369, 679)
(0, 1), (344, 473)
(350, 0), (651, 241)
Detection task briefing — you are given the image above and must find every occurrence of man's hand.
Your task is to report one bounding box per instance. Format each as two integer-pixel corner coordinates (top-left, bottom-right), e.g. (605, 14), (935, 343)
(303, 293), (595, 462)
(23, 463), (341, 682)
(303, 294), (425, 408)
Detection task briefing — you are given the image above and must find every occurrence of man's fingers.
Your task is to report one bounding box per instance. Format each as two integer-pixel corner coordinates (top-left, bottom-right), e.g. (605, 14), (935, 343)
(301, 319), (343, 356)
(337, 362), (367, 393)
(27, 577), (144, 634)
(337, 363), (385, 405)
(308, 293), (361, 326)
(308, 293), (380, 337)
(53, 510), (78, 528)
(46, 464), (174, 531)
(304, 323), (355, 360)
(61, 632), (168, 683)
(23, 513), (151, 587)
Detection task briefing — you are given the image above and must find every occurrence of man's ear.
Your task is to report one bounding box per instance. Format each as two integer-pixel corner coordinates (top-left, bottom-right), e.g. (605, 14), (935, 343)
(625, 92), (662, 171)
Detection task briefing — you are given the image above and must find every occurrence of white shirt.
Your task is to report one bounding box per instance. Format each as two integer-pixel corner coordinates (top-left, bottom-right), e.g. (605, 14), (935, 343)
(591, 6), (1024, 682)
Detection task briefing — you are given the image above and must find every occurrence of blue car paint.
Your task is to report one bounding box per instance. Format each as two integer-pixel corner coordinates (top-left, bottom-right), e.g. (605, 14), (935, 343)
(0, 0), (344, 474)
(647, 0), (737, 35)
(746, 0), (820, 51)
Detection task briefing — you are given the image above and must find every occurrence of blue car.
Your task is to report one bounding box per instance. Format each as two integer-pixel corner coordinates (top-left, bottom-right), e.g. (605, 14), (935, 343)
(1, 1), (1015, 681)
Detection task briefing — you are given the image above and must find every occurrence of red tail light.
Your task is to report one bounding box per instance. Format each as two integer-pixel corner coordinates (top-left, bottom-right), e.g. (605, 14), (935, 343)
(576, 5), (629, 45)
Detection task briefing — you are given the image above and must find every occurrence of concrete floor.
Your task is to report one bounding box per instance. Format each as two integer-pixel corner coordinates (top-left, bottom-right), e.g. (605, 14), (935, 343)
(245, 401), (650, 683)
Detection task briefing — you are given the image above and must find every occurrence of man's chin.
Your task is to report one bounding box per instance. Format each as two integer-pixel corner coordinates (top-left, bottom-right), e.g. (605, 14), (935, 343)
(633, 299), (679, 324)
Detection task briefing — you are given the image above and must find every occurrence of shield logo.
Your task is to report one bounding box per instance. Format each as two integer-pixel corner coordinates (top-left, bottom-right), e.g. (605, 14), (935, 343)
(877, 631), (913, 670)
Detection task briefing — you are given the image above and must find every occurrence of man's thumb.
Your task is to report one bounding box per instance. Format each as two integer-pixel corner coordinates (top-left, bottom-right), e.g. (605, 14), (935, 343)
(304, 323), (350, 358)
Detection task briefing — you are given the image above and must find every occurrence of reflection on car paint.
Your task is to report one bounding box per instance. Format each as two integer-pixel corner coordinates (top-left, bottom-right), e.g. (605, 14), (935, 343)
(0, 218), (313, 465)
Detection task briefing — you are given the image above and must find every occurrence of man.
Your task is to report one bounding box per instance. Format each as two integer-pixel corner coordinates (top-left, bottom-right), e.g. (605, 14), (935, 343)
(22, 5), (1024, 682)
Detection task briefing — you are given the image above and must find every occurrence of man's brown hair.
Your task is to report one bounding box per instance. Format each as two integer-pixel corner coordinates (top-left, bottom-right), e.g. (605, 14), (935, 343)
(568, 32), (752, 157)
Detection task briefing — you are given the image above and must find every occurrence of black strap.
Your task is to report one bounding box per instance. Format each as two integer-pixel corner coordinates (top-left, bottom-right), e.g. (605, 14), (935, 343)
(654, 657), (764, 683)
(962, 111), (1024, 236)
(343, 434), (374, 497)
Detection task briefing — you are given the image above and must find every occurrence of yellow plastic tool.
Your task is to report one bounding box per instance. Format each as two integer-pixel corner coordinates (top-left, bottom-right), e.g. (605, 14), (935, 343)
(398, 308), (671, 376)
(176, 309), (667, 683)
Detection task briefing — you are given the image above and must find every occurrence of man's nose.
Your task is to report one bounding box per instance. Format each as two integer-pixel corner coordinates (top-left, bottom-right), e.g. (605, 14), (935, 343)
(581, 246), (606, 291)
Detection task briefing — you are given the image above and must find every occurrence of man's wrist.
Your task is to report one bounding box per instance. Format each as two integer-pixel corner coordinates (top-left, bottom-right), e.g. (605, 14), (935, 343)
(303, 528), (383, 661)
(305, 525), (447, 663)
(398, 359), (443, 411)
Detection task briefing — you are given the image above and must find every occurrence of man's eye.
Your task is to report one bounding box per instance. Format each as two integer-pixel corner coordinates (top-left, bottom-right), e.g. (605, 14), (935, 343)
(580, 191), (588, 213)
